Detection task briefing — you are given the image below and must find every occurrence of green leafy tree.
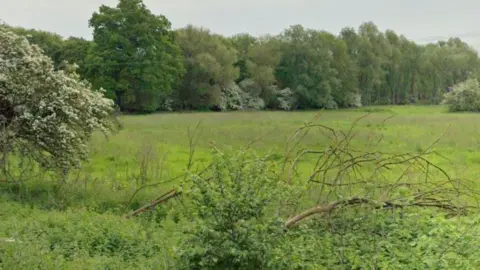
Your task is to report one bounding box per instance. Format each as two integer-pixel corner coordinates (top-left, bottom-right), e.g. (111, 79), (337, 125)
(230, 33), (257, 83)
(86, 0), (184, 112)
(174, 25), (239, 110)
(57, 37), (92, 78)
(276, 25), (358, 109)
(354, 22), (389, 105)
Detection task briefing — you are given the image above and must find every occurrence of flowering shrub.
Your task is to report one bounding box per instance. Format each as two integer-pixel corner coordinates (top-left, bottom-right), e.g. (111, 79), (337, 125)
(442, 78), (480, 112)
(0, 27), (115, 174)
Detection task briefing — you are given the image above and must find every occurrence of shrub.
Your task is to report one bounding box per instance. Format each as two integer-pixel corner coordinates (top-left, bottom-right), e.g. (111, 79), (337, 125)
(219, 83), (245, 111)
(442, 78), (480, 112)
(274, 86), (296, 110)
(177, 150), (287, 269)
(219, 82), (266, 111)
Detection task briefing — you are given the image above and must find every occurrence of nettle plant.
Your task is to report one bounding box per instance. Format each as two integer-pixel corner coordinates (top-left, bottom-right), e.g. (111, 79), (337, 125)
(0, 26), (115, 179)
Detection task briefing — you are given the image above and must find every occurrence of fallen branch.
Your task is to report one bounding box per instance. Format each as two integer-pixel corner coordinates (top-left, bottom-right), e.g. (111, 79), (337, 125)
(124, 189), (182, 219)
(284, 197), (466, 229)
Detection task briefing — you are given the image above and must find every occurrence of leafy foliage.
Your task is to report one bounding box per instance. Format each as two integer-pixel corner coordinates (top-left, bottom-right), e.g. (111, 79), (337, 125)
(178, 150), (286, 269)
(86, 0), (184, 112)
(4, 4), (480, 112)
(174, 25), (239, 110)
(0, 202), (174, 269)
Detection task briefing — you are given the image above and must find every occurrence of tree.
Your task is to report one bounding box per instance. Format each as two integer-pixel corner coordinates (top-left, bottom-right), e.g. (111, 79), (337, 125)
(230, 33), (257, 84)
(174, 25), (239, 110)
(0, 27), (115, 177)
(57, 37), (93, 78)
(354, 22), (389, 105)
(6, 26), (65, 66)
(276, 25), (358, 109)
(178, 150), (285, 269)
(87, 0), (184, 112)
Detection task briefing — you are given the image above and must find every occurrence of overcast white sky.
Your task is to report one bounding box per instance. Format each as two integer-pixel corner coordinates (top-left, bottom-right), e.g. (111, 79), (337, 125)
(1, 0), (480, 49)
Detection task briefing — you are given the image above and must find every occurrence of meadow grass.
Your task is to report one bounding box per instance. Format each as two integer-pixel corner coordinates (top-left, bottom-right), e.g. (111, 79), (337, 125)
(4, 104), (480, 211)
(82, 105), (480, 189)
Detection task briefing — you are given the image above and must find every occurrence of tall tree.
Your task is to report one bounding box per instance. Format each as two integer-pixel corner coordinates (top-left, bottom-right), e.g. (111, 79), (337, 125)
(86, 0), (184, 112)
(276, 25), (358, 109)
(230, 33), (257, 83)
(174, 25), (239, 110)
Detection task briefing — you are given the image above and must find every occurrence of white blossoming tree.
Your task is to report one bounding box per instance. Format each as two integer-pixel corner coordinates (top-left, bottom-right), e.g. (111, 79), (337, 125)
(0, 26), (115, 179)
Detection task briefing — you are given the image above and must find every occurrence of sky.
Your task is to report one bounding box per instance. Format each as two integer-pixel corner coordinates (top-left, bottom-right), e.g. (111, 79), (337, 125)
(1, 0), (480, 49)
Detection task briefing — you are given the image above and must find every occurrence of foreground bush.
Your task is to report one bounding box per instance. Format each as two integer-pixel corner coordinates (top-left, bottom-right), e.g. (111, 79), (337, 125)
(442, 78), (480, 112)
(177, 150), (287, 269)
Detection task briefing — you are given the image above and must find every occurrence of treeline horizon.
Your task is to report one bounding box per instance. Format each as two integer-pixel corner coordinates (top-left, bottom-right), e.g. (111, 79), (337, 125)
(3, 0), (480, 113)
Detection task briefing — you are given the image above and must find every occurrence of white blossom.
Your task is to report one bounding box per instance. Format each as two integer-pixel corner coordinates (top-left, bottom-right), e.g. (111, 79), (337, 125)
(0, 26), (115, 173)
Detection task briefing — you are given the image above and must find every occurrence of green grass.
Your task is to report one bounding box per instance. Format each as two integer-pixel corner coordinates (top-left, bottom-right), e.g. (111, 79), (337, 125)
(4, 104), (480, 211)
(81, 105), (480, 187)
(3, 105), (480, 269)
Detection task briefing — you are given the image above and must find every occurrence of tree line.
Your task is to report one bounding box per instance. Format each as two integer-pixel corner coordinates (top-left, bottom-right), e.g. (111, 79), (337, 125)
(4, 0), (480, 113)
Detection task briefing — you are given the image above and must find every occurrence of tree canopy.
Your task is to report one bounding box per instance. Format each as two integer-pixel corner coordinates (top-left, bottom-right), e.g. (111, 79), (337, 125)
(86, 0), (184, 112)
(4, 0), (480, 113)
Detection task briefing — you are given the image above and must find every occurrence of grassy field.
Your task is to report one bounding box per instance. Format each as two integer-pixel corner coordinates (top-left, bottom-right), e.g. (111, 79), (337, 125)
(82, 105), (480, 188)
(4, 104), (480, 215)
(3, 105), (480, 269)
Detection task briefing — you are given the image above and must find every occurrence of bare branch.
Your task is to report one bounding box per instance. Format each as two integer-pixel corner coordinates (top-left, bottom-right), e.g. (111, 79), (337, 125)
(124, 189), (182, 219)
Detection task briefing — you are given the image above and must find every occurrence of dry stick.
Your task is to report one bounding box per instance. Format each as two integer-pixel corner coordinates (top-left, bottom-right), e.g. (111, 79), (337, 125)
(121, 174), (184, 216)
(124, 189), (182, 219)
(121, 163), (213, 216)
(123, 122), (206, 217)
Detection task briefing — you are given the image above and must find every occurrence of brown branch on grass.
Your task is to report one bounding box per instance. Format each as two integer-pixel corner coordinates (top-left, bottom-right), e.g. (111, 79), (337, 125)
(284, 197), (467, 229)
(120, 174), (185, 216)
(124, 189), (182, 219)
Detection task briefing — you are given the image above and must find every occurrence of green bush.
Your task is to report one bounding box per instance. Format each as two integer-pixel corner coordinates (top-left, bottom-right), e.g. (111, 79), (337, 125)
(442, 78), (480, 112)
(177, 150), (287, 269)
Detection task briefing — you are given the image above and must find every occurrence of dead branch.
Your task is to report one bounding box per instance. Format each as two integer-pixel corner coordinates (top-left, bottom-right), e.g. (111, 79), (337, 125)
(284, 197), (467, 229)
(121, 174), (185, 216)
(124, 189), (182, 219)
